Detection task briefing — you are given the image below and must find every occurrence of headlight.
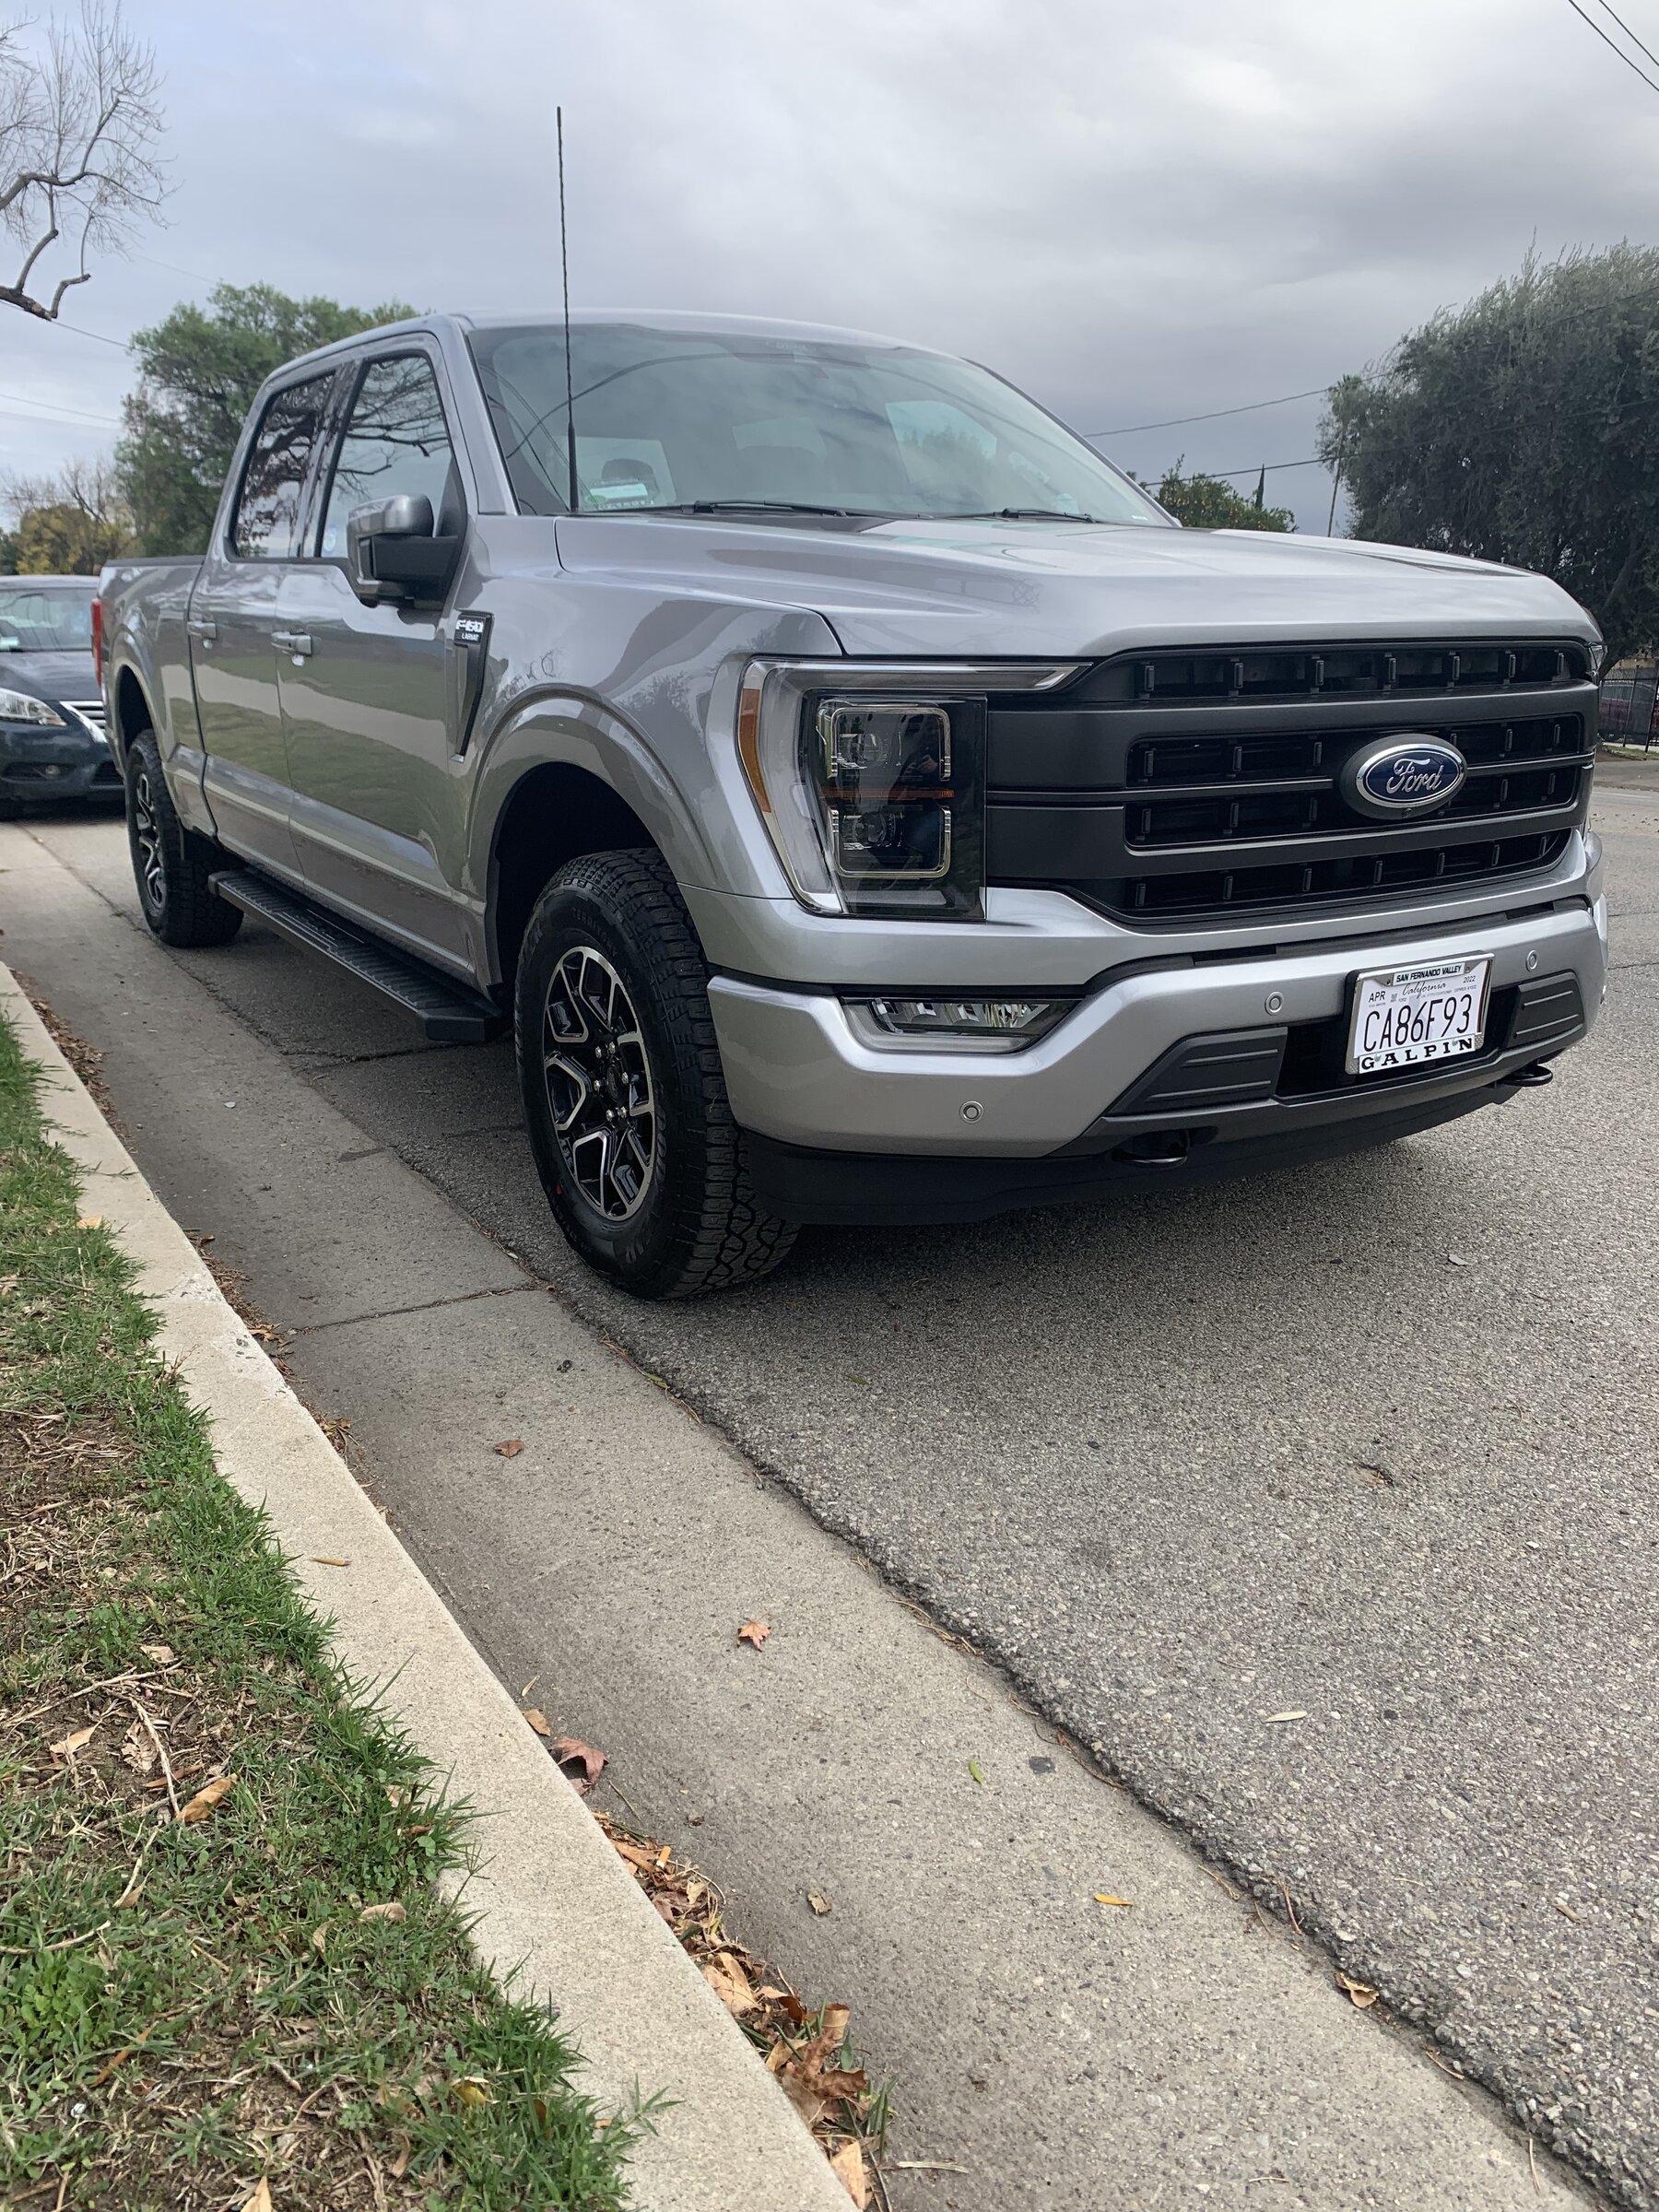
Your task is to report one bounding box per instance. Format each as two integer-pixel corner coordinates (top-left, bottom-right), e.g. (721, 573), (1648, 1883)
(736, 658), (1080, 919)
(0, 687), (65, 728)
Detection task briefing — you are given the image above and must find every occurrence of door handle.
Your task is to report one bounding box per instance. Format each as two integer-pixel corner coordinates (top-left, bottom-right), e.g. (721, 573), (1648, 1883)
(186, 617), (218, 643)
(272, 629), (313, 659)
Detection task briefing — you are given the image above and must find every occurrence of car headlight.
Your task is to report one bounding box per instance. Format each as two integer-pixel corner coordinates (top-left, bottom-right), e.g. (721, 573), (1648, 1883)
(736, 658), (1080, 919)
(0, 687), (66, 728)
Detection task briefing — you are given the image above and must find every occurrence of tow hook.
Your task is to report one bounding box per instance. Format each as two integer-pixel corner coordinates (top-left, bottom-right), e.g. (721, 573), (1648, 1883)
(1114, 1129), (1193, 1168)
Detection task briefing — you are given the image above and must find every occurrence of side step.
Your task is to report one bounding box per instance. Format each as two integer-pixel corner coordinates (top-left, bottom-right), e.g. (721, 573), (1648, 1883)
(210, 869), (506, 1044)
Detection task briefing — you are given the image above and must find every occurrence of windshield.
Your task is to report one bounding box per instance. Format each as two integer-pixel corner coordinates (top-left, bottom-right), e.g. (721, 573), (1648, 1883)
(0, 583), (95, 653)
(468, 322), (1168, 527)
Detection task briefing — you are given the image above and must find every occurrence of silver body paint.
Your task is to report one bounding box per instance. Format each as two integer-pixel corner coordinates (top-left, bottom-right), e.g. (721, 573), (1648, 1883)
(101, 311), (1606, 1164)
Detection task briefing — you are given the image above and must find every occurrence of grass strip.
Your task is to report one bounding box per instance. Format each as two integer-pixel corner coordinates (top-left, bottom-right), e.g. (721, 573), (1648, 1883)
(0, 1012), (633, 2211)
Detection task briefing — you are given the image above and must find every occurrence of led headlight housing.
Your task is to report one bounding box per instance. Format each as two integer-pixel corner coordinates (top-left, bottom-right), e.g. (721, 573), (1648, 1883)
(736, 659), (1080, 919)
(0, 688), (66, 728)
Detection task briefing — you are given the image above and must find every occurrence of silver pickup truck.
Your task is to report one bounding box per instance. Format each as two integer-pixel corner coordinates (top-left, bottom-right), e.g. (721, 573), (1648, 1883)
(100, 310), (1607, 1296)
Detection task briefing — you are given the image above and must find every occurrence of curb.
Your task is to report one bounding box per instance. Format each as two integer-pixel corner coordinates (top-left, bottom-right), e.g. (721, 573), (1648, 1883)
(0, 964), (847, 2212)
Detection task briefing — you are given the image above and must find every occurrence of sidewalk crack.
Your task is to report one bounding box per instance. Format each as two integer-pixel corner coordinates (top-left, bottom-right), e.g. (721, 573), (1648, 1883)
(291, 1280), (539, 1336)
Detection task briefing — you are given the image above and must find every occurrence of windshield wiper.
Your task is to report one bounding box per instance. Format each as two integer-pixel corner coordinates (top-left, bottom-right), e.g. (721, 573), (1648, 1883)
(645, 499), (855, 518)
(944, 507), (1106, 524)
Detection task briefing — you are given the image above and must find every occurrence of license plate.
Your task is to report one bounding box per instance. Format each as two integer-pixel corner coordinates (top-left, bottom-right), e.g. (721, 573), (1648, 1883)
(1346, 955), (1491, 1076)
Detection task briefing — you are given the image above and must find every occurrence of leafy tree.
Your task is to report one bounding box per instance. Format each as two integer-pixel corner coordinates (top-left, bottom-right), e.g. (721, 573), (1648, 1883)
(115, 281), (416, 553)
(1148, 463), (1293, 533)
(1318, 244), (1659, 663)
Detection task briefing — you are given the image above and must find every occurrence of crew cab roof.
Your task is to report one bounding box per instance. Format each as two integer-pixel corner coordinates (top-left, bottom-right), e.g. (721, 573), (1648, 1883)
(273, 306), (936, 381)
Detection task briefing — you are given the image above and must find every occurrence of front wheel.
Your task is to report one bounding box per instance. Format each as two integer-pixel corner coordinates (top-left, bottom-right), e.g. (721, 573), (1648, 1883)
(515, 849), (797, 1298)
(125, 731), (242, 947)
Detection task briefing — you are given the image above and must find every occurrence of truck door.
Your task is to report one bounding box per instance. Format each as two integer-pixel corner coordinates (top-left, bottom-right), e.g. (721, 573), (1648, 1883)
(274, 347), (473, 970)
(191, 370), (338, 879)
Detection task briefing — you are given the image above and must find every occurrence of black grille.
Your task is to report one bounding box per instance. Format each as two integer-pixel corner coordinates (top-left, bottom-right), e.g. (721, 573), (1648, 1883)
(985, 638), (1594, 924)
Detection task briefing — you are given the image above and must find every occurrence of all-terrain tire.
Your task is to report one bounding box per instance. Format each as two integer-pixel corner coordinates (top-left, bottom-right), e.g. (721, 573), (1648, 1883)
(125, 730), (243, 947)
(515, 847), (797, 1298)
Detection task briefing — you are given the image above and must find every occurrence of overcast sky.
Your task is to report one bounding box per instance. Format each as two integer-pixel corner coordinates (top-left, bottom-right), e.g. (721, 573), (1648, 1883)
(6, 0), (1658, 531)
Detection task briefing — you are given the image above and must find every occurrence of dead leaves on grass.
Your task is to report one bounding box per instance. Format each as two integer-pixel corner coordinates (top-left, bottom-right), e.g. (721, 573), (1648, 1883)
(177, 1771), (234, 1824)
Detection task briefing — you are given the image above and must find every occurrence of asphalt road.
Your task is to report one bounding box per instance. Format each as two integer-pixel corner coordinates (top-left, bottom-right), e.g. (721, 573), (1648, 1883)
(7, 790), (1657, 2206)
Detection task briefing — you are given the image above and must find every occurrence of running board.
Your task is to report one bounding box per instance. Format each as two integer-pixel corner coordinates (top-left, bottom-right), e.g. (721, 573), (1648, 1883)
(210, 869), (505, 1043)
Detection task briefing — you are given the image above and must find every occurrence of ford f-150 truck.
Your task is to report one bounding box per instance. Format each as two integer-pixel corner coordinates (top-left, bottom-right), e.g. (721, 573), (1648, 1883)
(100, 310), (1608, 1297)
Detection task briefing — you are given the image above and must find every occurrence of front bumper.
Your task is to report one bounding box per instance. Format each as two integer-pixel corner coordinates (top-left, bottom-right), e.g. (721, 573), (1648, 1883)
(709, 887), (1606, 1216)
(0, 717), (122, 804)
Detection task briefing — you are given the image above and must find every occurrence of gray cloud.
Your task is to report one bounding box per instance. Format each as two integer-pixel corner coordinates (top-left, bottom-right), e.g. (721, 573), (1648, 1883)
(6, 0), (1656, 530)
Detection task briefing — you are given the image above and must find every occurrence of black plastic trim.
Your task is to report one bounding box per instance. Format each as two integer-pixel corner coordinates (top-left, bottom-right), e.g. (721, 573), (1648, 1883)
(210, 868), (506, 1043)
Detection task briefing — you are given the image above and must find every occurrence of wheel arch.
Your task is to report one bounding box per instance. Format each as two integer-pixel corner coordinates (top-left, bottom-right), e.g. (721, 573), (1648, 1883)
(109, 661), (155, 770)
(475, 697), (722, 992)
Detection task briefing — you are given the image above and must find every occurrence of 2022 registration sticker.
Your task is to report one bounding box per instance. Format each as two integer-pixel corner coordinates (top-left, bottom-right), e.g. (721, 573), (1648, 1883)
(1346, 955), (1493, 1076)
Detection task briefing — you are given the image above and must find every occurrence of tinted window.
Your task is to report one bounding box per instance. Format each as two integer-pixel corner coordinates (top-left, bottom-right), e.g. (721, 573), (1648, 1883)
(232, 375), (334, 559)
(467, 321), (1168, 527)
(0, 583), (94, 652)
(319, 355), (457, 558)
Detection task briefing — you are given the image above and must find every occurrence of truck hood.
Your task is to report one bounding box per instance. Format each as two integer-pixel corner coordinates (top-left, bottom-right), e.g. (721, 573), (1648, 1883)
(556, 514), (1595, 659)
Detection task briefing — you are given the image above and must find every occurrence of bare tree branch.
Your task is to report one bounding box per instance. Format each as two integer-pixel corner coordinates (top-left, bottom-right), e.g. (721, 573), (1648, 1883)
(0, 0), (167, 321)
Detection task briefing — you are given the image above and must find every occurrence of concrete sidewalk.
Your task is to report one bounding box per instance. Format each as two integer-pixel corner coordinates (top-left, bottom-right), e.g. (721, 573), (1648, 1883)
(0, 818), (1593, 2212)
(0, 959), (849, 2212)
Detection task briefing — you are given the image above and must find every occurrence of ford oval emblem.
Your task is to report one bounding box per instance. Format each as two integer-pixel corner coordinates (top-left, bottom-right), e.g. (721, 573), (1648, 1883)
(1342, 735), (1467, 819)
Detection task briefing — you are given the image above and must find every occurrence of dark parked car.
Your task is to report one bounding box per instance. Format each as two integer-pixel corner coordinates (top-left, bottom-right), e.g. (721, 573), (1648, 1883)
(0, 575), (122, 816)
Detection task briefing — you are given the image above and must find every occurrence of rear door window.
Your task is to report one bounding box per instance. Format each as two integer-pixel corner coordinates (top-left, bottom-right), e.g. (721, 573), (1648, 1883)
(231, 375), (335, 559)
(317, 355), (458, 557)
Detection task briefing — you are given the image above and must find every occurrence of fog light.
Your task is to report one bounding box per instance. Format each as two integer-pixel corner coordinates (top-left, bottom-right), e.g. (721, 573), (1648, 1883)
(856, 996), (1064, 1050)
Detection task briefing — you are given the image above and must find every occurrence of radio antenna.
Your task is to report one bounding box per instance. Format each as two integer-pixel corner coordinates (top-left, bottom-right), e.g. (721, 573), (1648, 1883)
(557, 104), (580, 514)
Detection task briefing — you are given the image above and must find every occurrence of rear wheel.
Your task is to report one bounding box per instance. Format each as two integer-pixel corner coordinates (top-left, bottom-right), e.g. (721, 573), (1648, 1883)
(515, 848), (797, 1298)
(124, 730), (242, 947)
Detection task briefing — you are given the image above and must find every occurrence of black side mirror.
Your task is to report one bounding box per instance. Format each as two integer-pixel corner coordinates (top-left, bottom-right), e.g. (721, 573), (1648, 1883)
(347, 494), (459, 607)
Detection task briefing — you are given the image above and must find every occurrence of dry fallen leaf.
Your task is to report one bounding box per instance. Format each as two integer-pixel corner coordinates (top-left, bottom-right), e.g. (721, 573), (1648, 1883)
(50, 1723), (97, 1760)
(1092, 1893), (1134, 1909)
(701, 1949), (758, 2018)
(736, 1618), (771, 1649)
(359, 1900), (406, 1924)
(120, 1723), (159, 1776)
(139, 1641), (177, 1666)
(1337, 1972), (1379, 2008)
(494, 1439), (524, 1458)
(830, 2136), (869, 2206)
(76, 1214), (102, 1230)
(177, 1772), (235, 1824)
(776, 2003), (867, 2129)
(523, 1707), (552, 1737)
(806, 1889), (832, 1917)
(1264, 1710), (1308, 1724)
(309, 1556), (349, 1569)
(551, 1736), (606, 1794)
(310, 1924), (328, 1956)
(241, 2183), (273, 2212)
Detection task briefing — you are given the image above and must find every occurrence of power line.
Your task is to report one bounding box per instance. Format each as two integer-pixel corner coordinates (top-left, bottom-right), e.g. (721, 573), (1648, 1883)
(0, 390), (124, 428)
(1560, 0), (1659, 92)
(1152, 455), (1328, 482)
(51, 319), (133, 352)
(1586, 0), (1659, 72)
(1086, 384), (1334, 439)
